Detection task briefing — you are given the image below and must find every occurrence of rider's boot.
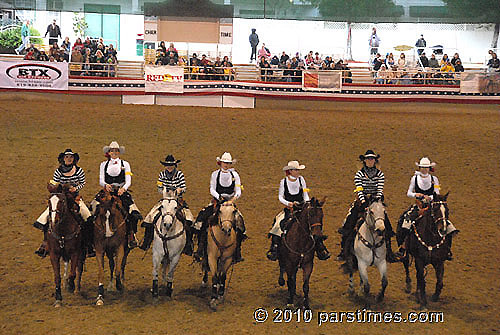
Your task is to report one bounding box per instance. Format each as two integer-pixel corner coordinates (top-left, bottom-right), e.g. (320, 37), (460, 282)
(266, 234), (281, 261)
(34, 221), (49, 258)
(139, 222), (154, 251)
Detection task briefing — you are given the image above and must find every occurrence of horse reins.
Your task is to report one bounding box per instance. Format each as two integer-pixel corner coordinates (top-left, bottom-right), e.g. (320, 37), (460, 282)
(48, 193), (80, 250)
(153, 199), (185, 260)
(356, 210), (385, 266)
(283, 204), (318, 267)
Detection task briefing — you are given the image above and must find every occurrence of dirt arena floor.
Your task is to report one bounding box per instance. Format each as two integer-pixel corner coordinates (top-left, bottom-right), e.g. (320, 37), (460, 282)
(0, 93), (498, 335)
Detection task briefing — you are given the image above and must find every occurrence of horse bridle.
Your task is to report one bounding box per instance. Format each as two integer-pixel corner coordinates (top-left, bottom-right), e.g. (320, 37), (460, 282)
(48, 193), (80, 249)
(356, 204), (386, 265)
(412, 200), (449, 255)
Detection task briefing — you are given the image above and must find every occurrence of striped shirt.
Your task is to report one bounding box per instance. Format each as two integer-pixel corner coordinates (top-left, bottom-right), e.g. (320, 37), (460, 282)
(354, 167), (384, 202)
(157, 169), (186, 194)
(53, 166), (86, 191)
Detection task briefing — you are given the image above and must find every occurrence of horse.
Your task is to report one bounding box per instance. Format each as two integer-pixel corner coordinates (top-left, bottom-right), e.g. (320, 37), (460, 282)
(151, 189), (186, 298)
(399, 192), (452, 308)
(348, 199), (388, 305)
(93, 189), (129, 306)
(46, 183), (84, 307)
(278, 197), (326, 309)
(205, 201), (237, 311)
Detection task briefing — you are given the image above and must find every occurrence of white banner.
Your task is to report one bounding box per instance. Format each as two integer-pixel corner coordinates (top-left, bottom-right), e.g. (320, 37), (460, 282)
(144, 20), (158, 42)
(219, 24), (233, 44)
(145, 65), (184, 93)
(0, 61), (68, 90)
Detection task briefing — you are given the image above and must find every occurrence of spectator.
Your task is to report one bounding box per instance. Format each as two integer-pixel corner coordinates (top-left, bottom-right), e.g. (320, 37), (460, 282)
(15, 20), (30, 55)
(398, 70), (412, 85)
(283, 60), (294, 82)
(258, 43), (271, 60)
(107, 55), (117, 77)
(259, 56), (272, 81)
(167, 43), (178, 58)
(158, 41), (166, 54)
(420, 52), (429, 67)
(369, 27), (380, 55)
(487, 52), (500, 72)
(440, 54), (449, 67)
(412, 69), (425, 84)
(106, 44), (117, 59)
(450, 53), (461, 67)
(61, 37), (71, 62)
(397, 53), (406, 69)
(313, 52), (322, 66)
(279, 51), (289, 68)
(190, 53), (199, 67)
(372, 53), (384, 78)
(428, 53), (439, 68)
(249, 28), (259, 62)
(72, 37), (84, 52)
(155, 51), (167, 65)
(376, 65), (388, 84)
(38, 50), (49, 62)
(222, 56), (234, 81)
(386, 53), (395, 69)
(45, 19), (61, 46)
(440, 60), (454, 73)
(49, 55), (56, 62)
(454, 60), (464, 72)
(83, 37), (92, 50)
(49, 42), (60, 59)
(270, 55), (279, 66)
(200, 54), (209, 66)
(305, 52), (314, 67)
(70, 49), (83, 75)
(415, 34), (426, 55)
(166, 51), (178, 65)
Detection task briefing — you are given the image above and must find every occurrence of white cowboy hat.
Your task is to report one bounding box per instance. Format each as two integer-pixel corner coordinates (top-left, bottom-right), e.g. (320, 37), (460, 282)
(283, 160), (305, 171)
(216, 152), (236, 163)
(415, 157), (436, 168)
(103, 141), (125, 154)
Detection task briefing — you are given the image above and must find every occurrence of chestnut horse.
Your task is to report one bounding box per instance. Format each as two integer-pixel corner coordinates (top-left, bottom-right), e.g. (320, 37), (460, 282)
(205, 201), (237, 311)
(93, 190), (128, 306)
(278, 197), (326, 309)
(46, 183), (84, 307)
(400, 193), (452, 308)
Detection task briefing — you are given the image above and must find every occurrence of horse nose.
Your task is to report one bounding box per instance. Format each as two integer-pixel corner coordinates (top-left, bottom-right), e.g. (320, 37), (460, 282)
(376, 229), (384, 236)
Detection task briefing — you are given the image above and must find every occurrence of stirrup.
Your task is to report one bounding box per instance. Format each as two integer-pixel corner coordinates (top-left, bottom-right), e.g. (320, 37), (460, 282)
(266, 245), (278, 261)
(35, 245), (48, 258)
(317, 249), (331, 261)
(128, 234), (138, 249)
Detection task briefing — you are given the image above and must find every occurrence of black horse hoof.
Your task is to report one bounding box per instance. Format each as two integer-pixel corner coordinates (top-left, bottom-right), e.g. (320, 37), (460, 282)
(431, 294), (440, 302)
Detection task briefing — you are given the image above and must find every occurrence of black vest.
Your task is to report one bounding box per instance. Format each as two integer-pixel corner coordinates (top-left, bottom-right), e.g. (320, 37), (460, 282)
(283, 177), (303, 203)
(104, 160), (125, 185)
(414, 175), (434, 196)
(216, 170), (235, 195)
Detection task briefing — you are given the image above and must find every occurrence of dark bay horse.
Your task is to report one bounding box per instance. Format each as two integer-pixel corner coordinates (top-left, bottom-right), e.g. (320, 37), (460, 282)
(93, 190), (129, 306)
(205, 201), (237, 311)
(278, 197), (326, 309)
(46, 183), (84, 307)
(400, 193), (452, 308)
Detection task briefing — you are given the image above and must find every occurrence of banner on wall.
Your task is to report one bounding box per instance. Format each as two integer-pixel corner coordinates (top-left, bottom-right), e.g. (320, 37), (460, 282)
(460, 73), (500, 94)
(302, 70), (342, 92)
(0, 61), (68, 90)
(219, 24), (233, 44)
(145, 65), (184, 93)
(144, 18), (158, 42)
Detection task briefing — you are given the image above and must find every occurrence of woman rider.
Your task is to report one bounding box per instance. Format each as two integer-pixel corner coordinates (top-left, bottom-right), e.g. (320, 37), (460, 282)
(33, 149), (93, 257)
(266, 160), (330, 261)
(336, 150), (398, 265)
(91, 141), (142, 249)
(193, 152), (247, 263)
(140, 154), (195, 254)
(396, 157), (458, 260)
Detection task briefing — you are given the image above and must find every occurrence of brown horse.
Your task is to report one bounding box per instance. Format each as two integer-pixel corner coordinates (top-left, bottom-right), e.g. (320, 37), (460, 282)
(93, 189), (128, 306)
(401, 193), (452, 308)
(205, 201), (237, 311)
(278, 197), (326, 309)
(46, 183), (84, 307)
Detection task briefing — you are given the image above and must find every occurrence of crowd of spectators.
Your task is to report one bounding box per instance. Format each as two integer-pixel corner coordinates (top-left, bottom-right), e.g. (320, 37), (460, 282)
(22, 36), (117, 77)
(256, 50), (352, 83)
(154, 42), (235, 80)
(372, 51), (465, 85)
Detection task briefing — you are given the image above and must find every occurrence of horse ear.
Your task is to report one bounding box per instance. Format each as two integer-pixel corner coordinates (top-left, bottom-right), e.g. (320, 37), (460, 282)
(319, 196), (327, 206)
(444, 191), (449, 200)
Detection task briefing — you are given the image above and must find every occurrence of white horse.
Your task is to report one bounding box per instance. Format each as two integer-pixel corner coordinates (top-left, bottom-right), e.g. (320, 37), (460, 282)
(349, 199), (388, 304)
(151, 189), (186, 298)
